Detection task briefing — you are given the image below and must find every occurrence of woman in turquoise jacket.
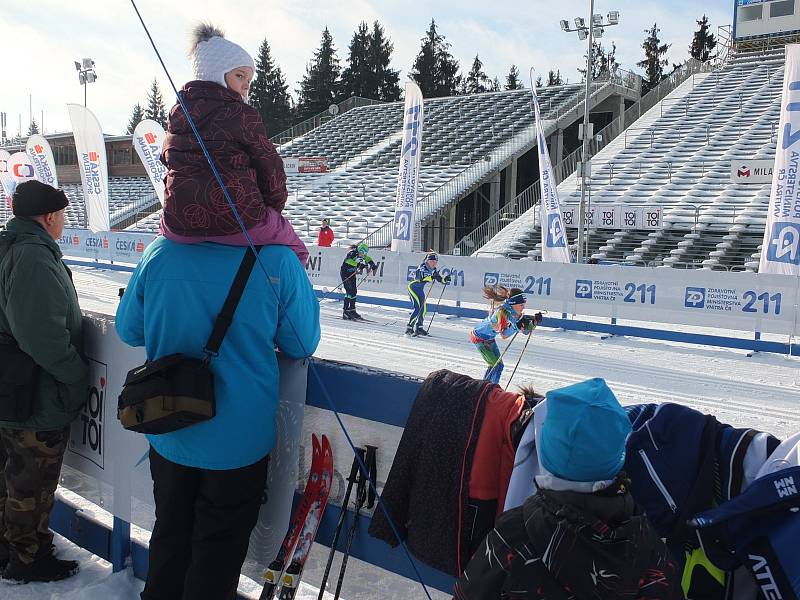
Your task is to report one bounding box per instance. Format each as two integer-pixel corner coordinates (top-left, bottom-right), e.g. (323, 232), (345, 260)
(115, 238), (320, 600)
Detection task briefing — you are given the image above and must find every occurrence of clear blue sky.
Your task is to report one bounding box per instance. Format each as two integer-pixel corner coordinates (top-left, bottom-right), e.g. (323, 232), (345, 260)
(0, 0), (733, 136)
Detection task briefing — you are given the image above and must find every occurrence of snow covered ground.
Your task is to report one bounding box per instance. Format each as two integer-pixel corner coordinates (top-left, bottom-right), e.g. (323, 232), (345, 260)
(7, 264), (797, 600)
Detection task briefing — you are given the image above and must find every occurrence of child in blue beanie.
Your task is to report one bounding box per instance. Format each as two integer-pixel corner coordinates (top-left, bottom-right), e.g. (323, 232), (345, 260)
(453, 378), (683, 600)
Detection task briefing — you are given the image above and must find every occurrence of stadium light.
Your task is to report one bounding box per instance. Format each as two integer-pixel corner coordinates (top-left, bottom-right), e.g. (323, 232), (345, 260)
(559, 4), (620, 263)
(75, 57), (97, 108)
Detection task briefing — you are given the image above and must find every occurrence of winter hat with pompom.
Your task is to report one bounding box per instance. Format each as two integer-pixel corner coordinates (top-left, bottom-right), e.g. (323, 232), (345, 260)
(189, 23), (255, 88)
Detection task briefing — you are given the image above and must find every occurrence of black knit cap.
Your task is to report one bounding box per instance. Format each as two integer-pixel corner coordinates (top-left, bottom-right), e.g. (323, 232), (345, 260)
(12, 180), (69, 217)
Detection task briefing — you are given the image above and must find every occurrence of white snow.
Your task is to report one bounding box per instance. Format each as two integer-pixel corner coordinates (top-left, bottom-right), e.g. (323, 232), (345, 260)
(14, 264), (798, 600)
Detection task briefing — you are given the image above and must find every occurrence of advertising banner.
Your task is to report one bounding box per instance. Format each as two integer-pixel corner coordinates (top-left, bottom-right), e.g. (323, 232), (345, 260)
(7, 151), (36, 185)
(760, 44), (800, 274)
(391, 81), (424, 252)
(731, 159), (774, 184)
(305, 246), (800, 336)
(68, 104), (110, 232)
(0, 149), (15, 199)
(57, 228), (156, 263)
(25, 134), (58, 187)
(532, 85), (571, 263)
(132, 119), (167, 202)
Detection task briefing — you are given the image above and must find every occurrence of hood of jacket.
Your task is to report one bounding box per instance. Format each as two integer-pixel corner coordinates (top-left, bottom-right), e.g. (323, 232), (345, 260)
(523, 487), (659, 598)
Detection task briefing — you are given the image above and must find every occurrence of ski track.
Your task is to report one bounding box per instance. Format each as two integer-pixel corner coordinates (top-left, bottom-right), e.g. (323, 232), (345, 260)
(317, 302), (800, 438)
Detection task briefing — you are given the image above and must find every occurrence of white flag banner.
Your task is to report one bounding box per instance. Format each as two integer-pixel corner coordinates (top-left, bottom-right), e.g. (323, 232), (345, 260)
(25, 134), (58, 188)
(68, 104), (109, 232)
(391, 81), (424, 252)
(532, 85), (572, 263)
(0, 149), (15, 199)
(8, 152), (37, 185)
(761, 44), (800, 274)
(132, 119), (167, 202)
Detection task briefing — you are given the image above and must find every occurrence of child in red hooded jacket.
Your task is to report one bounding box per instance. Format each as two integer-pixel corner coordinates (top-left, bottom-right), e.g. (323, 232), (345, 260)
(159, 23), (308, 264)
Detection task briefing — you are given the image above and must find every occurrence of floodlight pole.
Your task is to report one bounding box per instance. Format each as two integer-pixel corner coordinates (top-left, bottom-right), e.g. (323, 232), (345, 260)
(577, 0), (595, 264)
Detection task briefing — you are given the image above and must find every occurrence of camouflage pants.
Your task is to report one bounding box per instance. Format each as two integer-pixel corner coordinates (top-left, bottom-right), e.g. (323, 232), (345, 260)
(0, 427), (69, 565)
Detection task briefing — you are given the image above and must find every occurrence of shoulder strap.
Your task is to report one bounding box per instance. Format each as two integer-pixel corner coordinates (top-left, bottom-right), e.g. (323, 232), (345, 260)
(204, 246), (262, 358)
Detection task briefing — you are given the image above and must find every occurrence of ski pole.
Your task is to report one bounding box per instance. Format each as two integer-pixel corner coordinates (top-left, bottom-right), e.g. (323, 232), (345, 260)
(318, 270), (358, 301)
(486, 331), (519, 382)
(318, 450), (363, 600)
(333, 448), (372, 600)
(505, 328), (534, 391)
(425, 282), (448, 333)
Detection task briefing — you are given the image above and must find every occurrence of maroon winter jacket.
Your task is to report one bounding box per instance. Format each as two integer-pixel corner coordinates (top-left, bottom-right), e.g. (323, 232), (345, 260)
(161, 81), (288, 237)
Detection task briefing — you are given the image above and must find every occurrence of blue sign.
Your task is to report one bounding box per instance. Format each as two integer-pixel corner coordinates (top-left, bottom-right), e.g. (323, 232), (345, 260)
(575, 279), (593, 299)
(685, 287), (706, 308)
(766, 222), (800, 265)
(484, 272), (500, 287)
(393, 211), (413, 241)
(546, 213), (567, 248)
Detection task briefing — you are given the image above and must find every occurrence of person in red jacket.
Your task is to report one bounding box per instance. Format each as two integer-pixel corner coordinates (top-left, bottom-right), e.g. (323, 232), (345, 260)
(317, 218), (334, 247)
(159, 23), (307, 264)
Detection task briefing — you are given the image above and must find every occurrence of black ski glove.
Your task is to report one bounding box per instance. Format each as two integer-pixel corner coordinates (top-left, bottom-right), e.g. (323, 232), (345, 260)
(518, 315), (536, 333)
(443, 274), (452, 285)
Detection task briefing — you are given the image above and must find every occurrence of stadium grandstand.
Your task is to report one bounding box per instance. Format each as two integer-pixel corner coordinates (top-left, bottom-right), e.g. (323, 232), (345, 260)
(475, 40), (787, 271)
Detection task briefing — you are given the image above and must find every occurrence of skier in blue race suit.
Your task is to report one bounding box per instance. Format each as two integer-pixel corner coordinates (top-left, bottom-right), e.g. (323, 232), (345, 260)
(470, 287), (541, 384)
(406, 252), (451, 336)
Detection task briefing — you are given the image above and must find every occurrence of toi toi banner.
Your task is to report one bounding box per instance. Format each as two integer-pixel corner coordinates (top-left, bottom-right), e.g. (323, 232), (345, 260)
(391, 81), (424, 253)
(760, 44), (800, 274)
(25, 134), (58, 188)
(68, 104), (110, 233)
(132, 119), (167, 202)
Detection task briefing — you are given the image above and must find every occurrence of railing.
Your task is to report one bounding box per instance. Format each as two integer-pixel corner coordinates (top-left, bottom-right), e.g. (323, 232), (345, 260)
(452, 58), (715, 256)
(272, 97), (385, 147)
(110, 191), (160, 230)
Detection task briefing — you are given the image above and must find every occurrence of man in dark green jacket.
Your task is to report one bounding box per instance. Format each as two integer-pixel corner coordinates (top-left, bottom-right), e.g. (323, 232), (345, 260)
(0, 180), (88, 583)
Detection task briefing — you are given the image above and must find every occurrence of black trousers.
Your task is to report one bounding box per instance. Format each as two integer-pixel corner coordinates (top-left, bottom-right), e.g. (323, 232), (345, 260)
(141, 447), (269, 600)
(341, 266), (358, 311)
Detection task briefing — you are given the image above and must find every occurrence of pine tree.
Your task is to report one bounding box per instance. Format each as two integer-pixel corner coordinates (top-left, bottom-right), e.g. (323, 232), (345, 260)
(250, 39), (292, 136)
(690, 15), (717, 62)
(369, 21), (401, 101)
(578, 41), (619, 81)
(145, 79), (167, 128)
(341, 22), (372, 98)
(638, 23), (670, 95)
(297, 27), (342, 119)
(410, 19), (461, 98)
(126, 103), (145, 134)
(491, 77), (501, 92)
(547, 69), (565, 86)
(505, 64), (524, 90)
(27, 119), (39, 136)
(464, 55), (491, 94)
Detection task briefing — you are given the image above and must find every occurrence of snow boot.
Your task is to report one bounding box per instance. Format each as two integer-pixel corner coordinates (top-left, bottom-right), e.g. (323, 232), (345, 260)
(2, 555), (79, 584)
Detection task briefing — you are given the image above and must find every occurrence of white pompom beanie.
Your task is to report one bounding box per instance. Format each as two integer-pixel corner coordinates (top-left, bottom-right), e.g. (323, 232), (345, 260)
(189, 23), (255, 88)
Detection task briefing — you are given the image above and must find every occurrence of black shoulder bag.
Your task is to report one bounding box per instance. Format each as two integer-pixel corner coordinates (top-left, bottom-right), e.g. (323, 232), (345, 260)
(117, 246), (261, 434)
